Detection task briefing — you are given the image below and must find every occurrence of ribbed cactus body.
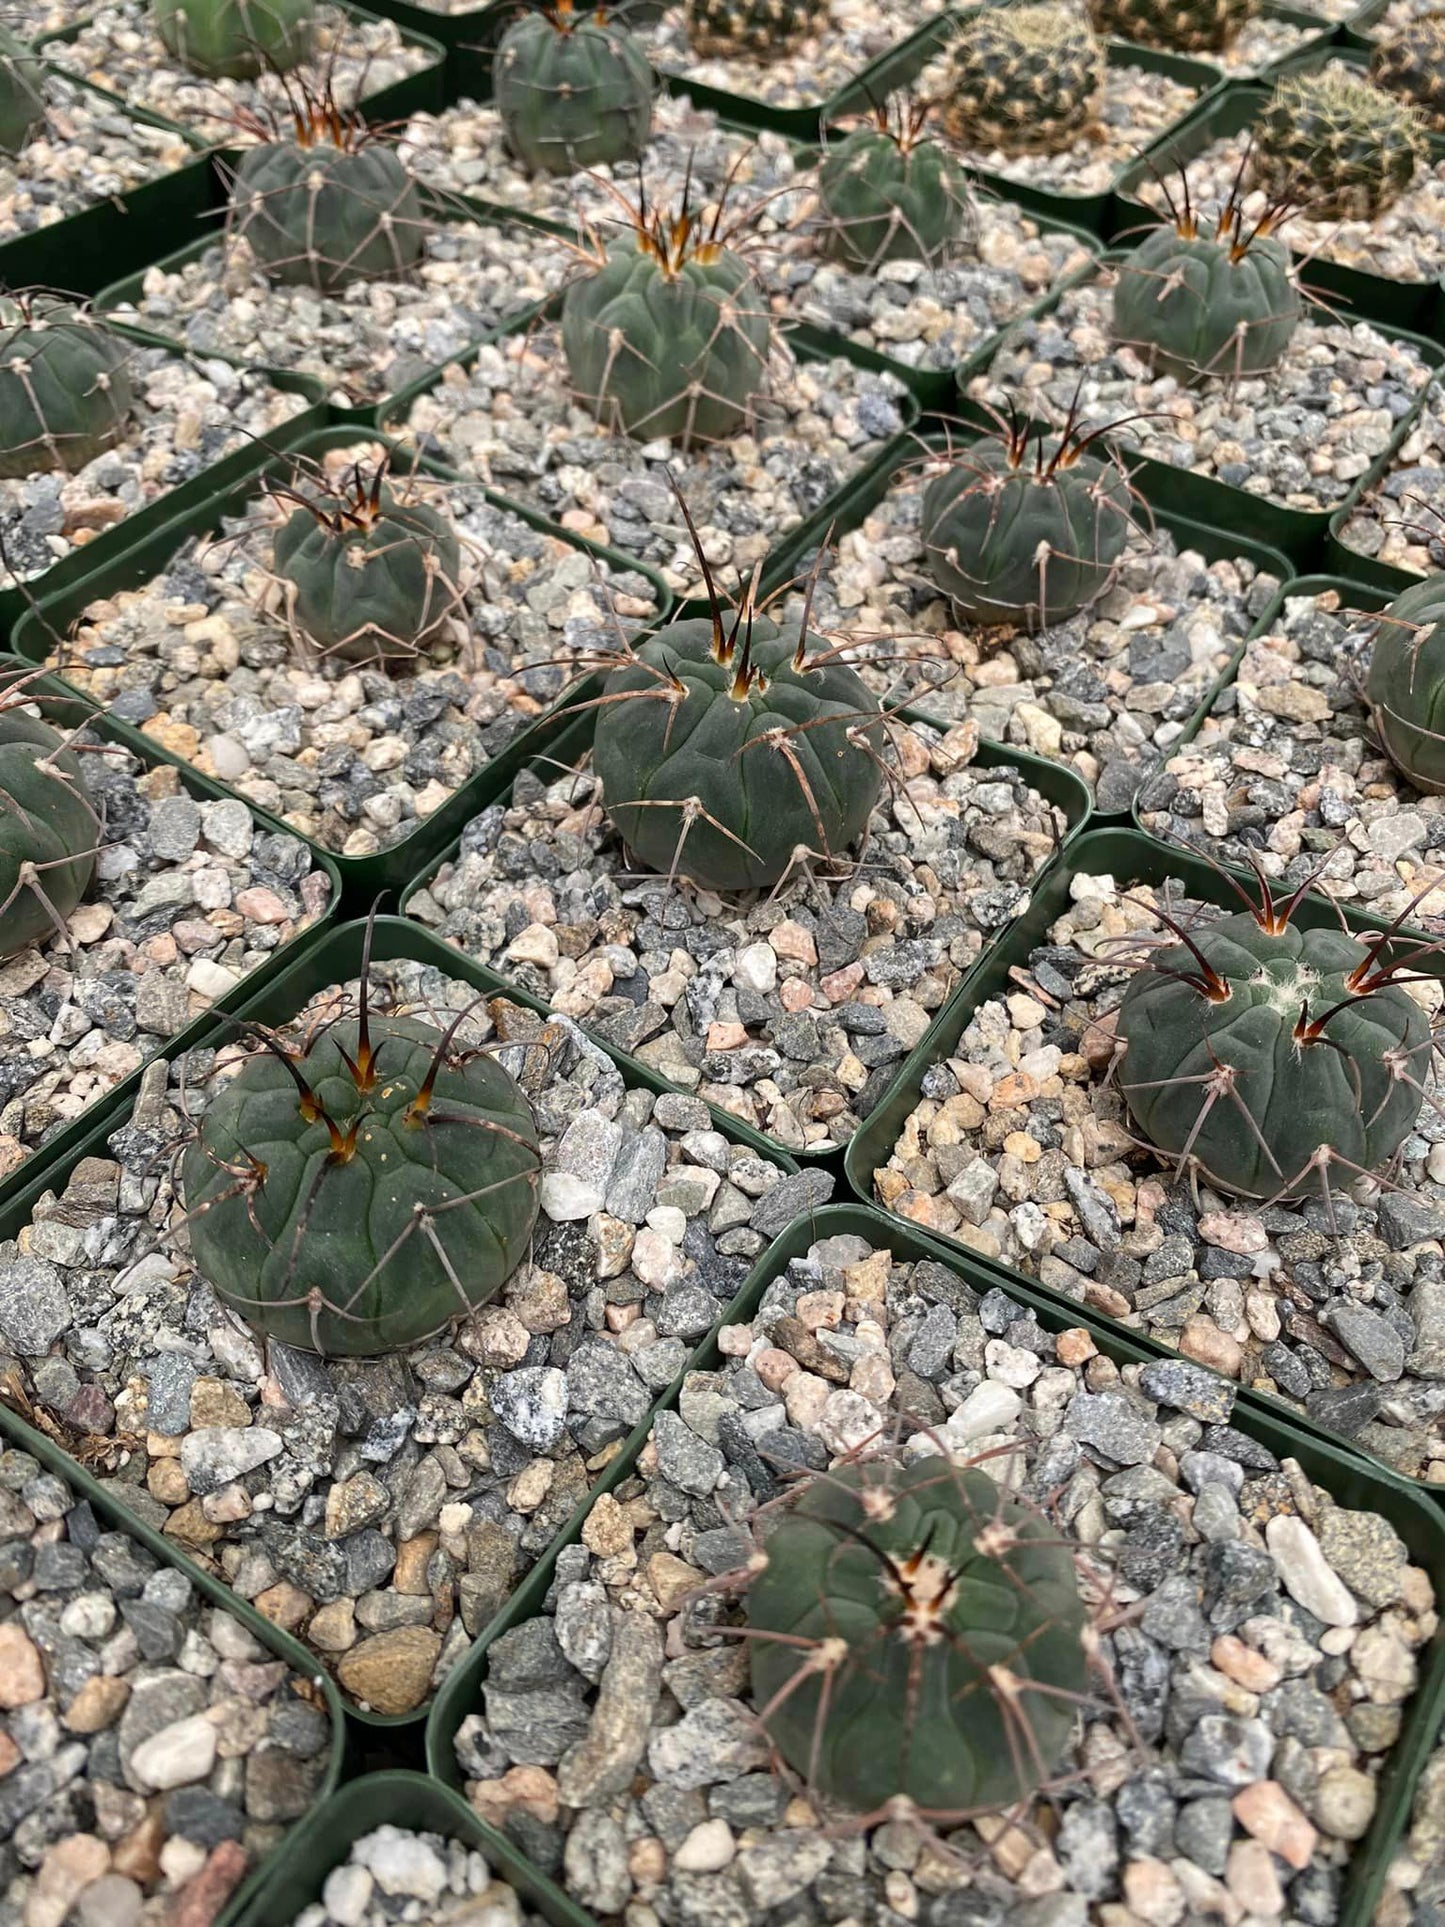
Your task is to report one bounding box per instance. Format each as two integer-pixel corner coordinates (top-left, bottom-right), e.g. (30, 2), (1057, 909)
(1251, 68), (1423, 220)
(232, 137), (427, 293)
(1117, 912), (1427, 1200)
(747, 1456), (1088, 1814)
(0, 299), (134, 480)
(495, 9), (653, 175)
(591, 614), (883, 891)
(920, 433), (1132, 628)
(1112, 220), (1301, 381)
(561, 234), (770, 444)
(0, 27), (45, 158)
(1371, 14), (1445, 131)
(1087, 0), (1254, 51)
(941, 6), (1105, 154)
(817, 121), (973, 269)
(1367, 575), (1445, 793)
(684, 0), (811, 56)
(151, 0), (314, 78)
(274, 485), (463, 665)
(0, 710), (97, 961)
(182, 1012), (541, 1357)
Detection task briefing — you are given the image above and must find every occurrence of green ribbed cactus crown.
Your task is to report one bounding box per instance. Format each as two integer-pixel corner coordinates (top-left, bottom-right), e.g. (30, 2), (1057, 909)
(151, 0), (314, 79)
(0, 25), (45, 157)
(495, 0), (654, 177)
(817, 96), (976, 271)
(0, 681), (99, 963)
(1367, 575), (1445, 795)
(0, 295), (135, 481)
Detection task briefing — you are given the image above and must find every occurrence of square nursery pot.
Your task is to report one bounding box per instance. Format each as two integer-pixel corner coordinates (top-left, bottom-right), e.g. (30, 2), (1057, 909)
(0, 1391), (346, 1927)
(6, 425), (674, 899)
(1327, 363), (1445, 593)
(420, 1199), (1445, 1927)
(0, 327), (326, 657)
(0, 80), (229, 302)
(380, 303), (924, 627)
(744, 423), (1293, 823)
(0, 655), (340, 1217)
(1113, 59), (1445, 339)
(962, 249), (1445, 572)
(0, 912), (825, 1733)
(845, 823), (1445, 1493)
(398, 700), (1093, 1166)
(35, 2), (447, 134)
(228, 1770), (594, 1927)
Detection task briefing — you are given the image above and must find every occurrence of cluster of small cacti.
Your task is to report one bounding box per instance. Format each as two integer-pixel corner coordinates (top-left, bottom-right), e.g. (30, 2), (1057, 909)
(1087, 0), (1255, 52)
(0, 24), (45, 157)
(1115, 878), (1430, 1201)
(181, 955), (543, 1356)
(268, 455), (466, 666)
(228, 85), (426, 294)
(940, 5), (1106, 155)
(1112, 172), (1302, 382)
(920, 408), (1133, 628)
(561, 180), (773, 445)
(151, 0), (314, 78)
(745, 1453), (1089, 1814)
(816, 97), (974, 270)
(1370, 13), (1445, 132)
(0, 297), (134, 479)
(1250, 66), (1424, 220)
(683, 0), (812, 57)
(494, 0), (654, 175)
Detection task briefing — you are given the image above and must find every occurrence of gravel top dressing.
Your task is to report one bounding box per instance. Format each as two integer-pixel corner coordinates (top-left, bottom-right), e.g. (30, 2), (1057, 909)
(874, 871), (1445, 1482)
(1382, 1725), (1445, 1923)
(0, 1444), (332, 1927)
(406, 715), (1069, 1155)
(1334, 377), (1445, 579)
(394, 329), (912, 604)
(288, 1825), (548, 1926)
(451, 1226), (1434, 1927)
(112, 218), (577, 412)
(1138, 583), (1445, 933)
(638, 0), (947, 108)
(0, 74), (196, 241)
(967, 278), (1433, 515)
(771, 464), (1280, 814)
(45, 2), (433, 140)
(0, 721), (330, 1184)
(0, 960), (833, 1713)
(45, 447), (660, 860)
(0, 340), (309, 593)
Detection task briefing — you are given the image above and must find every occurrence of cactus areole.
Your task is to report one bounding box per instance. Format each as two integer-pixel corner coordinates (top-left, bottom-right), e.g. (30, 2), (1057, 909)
(495, 0), (654, 176)
(1115, 887), (1430, 1202)
(182, 984), (542, 1356)
(747, 1457), (1088, 1814)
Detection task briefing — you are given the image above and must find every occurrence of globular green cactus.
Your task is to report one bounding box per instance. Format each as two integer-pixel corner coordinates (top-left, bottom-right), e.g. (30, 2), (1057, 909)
(0, 26), (45, 158)
(590, 500), (883, 890)
(181, 961), (542, 1357)
(747, 1453), (1088, 1815)
(684, 0), (811, 58)
(817, 97), (975, 271)
(495, 0), (653, 176)
(1115, 877), (1431, 1201)
(151, 0), (314, 79)
(1367, 576), (1445, 793)
(562, 181), (772, 445)
(229, 87), (427, 294)
(920, 411), (1133, 629)
(1370, 13), (1445, 133)
(1250, 67), (1424, 221)
(1112, 172), (1301, 382)
(940, 5), (1106, 156)
(0, 296), (134, 480)
(269, 455), (465, 666)
(0, 702), (98, 961)
(1086, 0), (1255, 53)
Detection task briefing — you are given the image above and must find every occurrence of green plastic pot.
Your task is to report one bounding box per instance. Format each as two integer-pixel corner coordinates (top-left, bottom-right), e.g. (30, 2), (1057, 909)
(0, 654), (341, 1217)
(421, 1198), (1445, 1927)
(1114, 61), (1445, 336)
(399, 699), (1092, 1163)
(8, 425), (673, 899)
(229, 1771), (593, 1927)
(964, 249), (1445, 571)
(844, 823), (1445, 1493)
(0, 909), (814, 1731)
(0, 1392), (347, 1927)
(0, 329), (325, 656)
(746, 424), (1293, 812)
(36, 1), (447, 133)
(1327, 363), (1445, 589)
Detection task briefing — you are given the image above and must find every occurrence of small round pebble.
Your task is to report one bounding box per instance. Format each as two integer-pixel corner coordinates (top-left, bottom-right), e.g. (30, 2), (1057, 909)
(289, 1826), (546, 1927)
